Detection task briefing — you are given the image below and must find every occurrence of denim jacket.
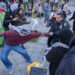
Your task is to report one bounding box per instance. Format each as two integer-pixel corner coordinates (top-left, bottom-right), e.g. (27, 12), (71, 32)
(44, 3), (50, 15)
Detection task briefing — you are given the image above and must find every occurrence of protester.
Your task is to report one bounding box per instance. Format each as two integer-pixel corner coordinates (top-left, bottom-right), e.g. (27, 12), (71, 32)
(9, 25), (30, 36)
(9, 7), (30, 49)
(55, 36), (75, 75)
(46, 29), (73, 75)
(0, 28), (52, 74)
(11, 8), (30, 26)
(18, 2), (25, 16)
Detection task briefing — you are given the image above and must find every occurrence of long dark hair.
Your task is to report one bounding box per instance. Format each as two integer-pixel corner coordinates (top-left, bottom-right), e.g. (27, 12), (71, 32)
(16, 8), (23, 18)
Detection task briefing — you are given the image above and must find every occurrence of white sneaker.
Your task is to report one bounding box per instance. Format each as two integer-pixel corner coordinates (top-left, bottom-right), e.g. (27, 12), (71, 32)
(8, 65), (15, 75)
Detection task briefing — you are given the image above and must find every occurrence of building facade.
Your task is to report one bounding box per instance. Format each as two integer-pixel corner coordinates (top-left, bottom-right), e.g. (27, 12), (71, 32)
(68, 0), (75, 6)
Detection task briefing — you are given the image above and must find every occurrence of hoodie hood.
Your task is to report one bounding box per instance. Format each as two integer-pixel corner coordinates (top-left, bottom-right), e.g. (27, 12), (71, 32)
(9, 24), (30, 36)
(15, 25), (30, 36)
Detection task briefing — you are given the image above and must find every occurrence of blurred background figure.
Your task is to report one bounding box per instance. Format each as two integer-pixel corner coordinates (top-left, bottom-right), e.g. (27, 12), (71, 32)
(69, 11), (75, 35)
(63, 4), (71, 15)
(23, 0), (29, 11)
(10, 1), (18, 14)
(44, 0), (51, 24)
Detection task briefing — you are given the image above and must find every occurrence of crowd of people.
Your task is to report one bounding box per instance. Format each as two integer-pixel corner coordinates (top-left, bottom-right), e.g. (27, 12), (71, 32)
(0, 0), (75, 75)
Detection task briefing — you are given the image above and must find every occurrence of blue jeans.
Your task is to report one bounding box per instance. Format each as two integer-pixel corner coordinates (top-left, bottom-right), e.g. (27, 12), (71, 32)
(1, 43), (31, 69)
(44, 14), (49, 23)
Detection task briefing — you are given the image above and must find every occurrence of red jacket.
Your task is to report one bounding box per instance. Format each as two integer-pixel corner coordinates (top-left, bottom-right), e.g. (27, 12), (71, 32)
(0, 30), (49, 45)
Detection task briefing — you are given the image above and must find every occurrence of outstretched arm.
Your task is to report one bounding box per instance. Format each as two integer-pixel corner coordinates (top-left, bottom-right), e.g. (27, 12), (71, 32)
(30, 32), (49, 40)
(0, 32), (6, 37)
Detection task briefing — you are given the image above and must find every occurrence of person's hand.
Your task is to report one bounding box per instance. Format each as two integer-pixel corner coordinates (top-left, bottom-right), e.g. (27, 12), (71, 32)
(46, 24), (49, 27)
(23, 17), (27, 21)
(41, 33), (44, 36)
(49, 32), (53, 36)
(12, 18), (18, 21)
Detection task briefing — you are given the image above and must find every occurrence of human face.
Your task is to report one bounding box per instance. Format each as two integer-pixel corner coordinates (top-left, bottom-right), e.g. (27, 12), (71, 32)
(54, 13), (57, 18)
(62, 1), (65, 4)
(56, 15), (63, 22)
(22, 30), (27, 34)
(19, 9), (23, 15)
(20, 4), (24, 9)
